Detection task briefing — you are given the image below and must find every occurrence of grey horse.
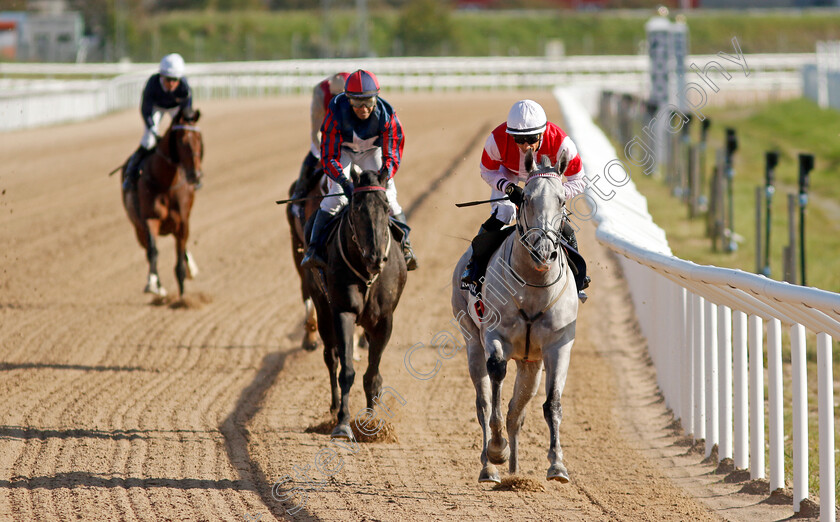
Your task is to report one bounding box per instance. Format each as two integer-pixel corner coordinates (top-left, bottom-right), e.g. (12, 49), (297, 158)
(451, 153), (579, 484)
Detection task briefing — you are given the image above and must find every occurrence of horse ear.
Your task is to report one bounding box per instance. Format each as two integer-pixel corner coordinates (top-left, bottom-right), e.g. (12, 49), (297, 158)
(557, 148), (569, 176)
(540, 154), (552, 169)
(193, 109), (201, 122)
(350, 163), (362, 186)
(524, 149), (534, 172)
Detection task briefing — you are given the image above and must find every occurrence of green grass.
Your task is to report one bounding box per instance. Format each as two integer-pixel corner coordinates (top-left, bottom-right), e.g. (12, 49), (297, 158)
(609, 96), (840, 502)
(66, 9), (840, 62)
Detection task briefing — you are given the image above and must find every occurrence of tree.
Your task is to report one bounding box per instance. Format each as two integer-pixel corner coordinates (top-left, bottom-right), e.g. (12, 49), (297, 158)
(395, 0), (452, 56)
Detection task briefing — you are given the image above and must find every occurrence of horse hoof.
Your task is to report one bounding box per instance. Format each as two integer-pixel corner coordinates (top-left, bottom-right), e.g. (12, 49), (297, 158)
(487, 439), (509, 465)
(547, 463), (570, 483)
(330, 424), (354, 440)
(302, 337), (318, 352)
(478, 466), (500, 484)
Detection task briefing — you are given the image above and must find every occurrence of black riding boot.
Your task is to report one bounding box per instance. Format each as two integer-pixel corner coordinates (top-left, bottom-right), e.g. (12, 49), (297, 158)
(460, 214), (506, 287)
(291, 152), (320, 219)
(122, 146), (151, 192)
(301, 209), (332, 269)
(561, 222), (590, 302)
(392, 212), (418, 271)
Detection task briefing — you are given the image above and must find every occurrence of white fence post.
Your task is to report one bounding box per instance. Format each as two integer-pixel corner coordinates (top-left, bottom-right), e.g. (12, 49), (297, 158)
(733, 310), (749, 470)
(817, 333), (835, 521)
(749, 315), (765, 480)
(694, 293), (706, 441)
(790, 324), (808, 513)
(705, 300), (719, 459)
(767, 318), (784, 491)
(718, 305), (733, 462)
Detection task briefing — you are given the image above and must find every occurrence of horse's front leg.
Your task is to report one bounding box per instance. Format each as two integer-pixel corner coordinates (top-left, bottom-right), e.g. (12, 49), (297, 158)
(466, 338), (497, 483)
(507, 359), (543, 474)
(174, 226), (188, 296)
(543, 337), (574, 482)
(331, 310), (357, 439)
(143, 218), (166, 296)
(362, 316), (392, 410)
(485, 336), (510, 466)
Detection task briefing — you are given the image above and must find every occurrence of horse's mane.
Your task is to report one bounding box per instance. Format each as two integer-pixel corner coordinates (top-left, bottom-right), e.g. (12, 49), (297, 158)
(354, 168), (381, 189)
(178, 107), (199, 123)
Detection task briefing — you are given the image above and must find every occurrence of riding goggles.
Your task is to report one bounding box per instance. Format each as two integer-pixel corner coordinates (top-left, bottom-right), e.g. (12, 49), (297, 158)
(162, 76), (179, 83)
(349, 96), (377, 109)
(513, 133), (541, 145)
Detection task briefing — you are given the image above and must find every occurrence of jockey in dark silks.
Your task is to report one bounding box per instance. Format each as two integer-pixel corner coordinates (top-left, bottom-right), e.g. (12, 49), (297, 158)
(289, 72), (350, 220)
(460, 100), (591, 302)
(123, 53), (193, 192)
(300, 69), (418, 272)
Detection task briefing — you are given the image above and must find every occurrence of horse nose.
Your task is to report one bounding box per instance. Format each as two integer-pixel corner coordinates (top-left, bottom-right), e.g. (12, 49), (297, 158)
(549, 251), (558, 262)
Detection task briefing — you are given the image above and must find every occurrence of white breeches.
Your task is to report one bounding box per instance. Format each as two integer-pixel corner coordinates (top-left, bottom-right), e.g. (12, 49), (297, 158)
(489, 187), (518, 225)
(140, 106), (181, 149)
(320, 147), (402, 216)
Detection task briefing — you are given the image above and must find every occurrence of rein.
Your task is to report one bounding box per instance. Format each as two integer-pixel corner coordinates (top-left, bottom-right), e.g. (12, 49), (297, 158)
(337, 185), (392, 294)
(150, 123), (202, 191)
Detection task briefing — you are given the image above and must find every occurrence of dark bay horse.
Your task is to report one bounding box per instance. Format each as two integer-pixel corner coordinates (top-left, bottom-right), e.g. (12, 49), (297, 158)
(122, 107), (203, 297)
(304, 167), (407, 439)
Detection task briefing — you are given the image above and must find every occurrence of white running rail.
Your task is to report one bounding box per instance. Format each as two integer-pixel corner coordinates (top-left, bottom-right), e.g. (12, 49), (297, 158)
(556, 85), (838, 521)
(0, 53), (809, 132)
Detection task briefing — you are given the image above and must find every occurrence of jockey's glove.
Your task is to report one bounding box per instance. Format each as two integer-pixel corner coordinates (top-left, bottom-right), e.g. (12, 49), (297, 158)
(505, 183), (524, 206)
(339, 178), (354, 199)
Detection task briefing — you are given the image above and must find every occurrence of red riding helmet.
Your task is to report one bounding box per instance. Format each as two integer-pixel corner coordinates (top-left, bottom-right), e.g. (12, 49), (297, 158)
(344, 70), (380, 98)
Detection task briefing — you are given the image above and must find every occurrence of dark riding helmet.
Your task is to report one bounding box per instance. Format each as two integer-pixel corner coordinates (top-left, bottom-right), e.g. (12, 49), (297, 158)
(344, 70), (380, 98)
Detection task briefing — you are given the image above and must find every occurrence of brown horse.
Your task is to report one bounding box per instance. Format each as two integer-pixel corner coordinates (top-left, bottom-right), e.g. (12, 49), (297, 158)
(122, 107), (203, 297)
(286, 172), (328, 351)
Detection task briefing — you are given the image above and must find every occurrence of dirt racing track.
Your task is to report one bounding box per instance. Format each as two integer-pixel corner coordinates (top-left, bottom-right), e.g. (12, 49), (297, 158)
(0, 91), (797, 521)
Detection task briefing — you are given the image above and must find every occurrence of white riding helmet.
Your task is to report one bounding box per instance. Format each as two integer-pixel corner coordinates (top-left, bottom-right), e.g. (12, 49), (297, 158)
(159, 53), (185, 79)
(506, 100), (547, 136)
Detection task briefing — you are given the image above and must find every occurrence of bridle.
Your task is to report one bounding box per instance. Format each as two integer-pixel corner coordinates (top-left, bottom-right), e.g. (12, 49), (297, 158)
(154, 124), (202, 188)
(510, 172), (568, 289)
(338, 184), (392, 289)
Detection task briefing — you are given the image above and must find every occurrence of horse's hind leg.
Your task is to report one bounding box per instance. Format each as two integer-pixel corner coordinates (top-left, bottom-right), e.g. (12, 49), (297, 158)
(302, 298), (319, 352)
(544, 340), (573, 483)
(143, 219), (166, 296)
(506, 359), (543, 474)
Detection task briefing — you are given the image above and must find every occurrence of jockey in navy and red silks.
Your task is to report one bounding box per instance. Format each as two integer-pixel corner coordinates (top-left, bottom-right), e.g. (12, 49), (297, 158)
(461, 99), (591, 299)
(300, 69), (418, 272)
(123, 53), (193, 192)
(289, 72), (350, 211)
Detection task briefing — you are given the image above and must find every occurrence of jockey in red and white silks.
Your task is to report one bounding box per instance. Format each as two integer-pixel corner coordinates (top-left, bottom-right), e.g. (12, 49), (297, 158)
(461, 99), (590, 300)
(479, 104), (586, 226)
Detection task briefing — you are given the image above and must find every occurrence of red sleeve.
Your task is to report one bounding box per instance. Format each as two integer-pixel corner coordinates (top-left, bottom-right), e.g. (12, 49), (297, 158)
(321, 108), (344, 181)
(381, 112), (404, 179)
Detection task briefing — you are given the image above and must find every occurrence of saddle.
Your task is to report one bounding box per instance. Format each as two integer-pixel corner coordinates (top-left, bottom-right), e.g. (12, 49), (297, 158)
(303, 208), (406, 257)
(460, 227), (587, 299)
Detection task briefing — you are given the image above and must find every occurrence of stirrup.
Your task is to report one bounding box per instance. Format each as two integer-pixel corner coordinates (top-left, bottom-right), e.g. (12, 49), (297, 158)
(578, 291), (588, 303)
(460, 259), (477, 286)
(403, 244), (418, 271)
(581, 275), (591, 290)
(301, 247), (326, 269)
